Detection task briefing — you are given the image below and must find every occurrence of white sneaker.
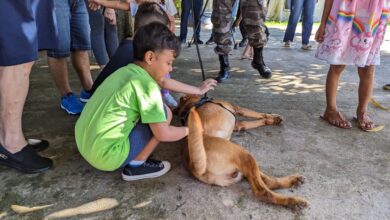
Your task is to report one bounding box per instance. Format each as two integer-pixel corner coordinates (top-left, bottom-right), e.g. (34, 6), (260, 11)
(301, 44), (312, 50)
(283, 41), (291, 48)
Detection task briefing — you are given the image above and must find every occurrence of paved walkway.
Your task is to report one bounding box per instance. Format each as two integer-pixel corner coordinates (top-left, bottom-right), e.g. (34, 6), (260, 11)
(0, 25), (389, 219)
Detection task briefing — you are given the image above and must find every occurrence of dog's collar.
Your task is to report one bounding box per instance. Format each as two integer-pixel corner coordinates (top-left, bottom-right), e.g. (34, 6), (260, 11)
(179, 96), (235, 125)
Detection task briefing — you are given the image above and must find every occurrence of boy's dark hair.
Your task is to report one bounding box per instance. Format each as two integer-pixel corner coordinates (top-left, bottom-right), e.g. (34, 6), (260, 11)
(133, 22), (181, 61)
(134, 2), (170, 31)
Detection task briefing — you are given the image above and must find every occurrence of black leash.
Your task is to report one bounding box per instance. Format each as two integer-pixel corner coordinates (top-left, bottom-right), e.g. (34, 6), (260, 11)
(189, 0), (209, 84)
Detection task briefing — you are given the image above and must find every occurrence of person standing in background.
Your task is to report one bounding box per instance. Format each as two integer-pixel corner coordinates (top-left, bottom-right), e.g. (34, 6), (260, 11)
(283, 0), (317, 50)
(85, 0), (119, 69)
(0, 0), (58, 173)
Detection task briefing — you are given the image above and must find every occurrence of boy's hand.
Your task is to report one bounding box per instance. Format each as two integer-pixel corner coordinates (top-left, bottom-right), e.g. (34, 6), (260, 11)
(198, 79), (217, 95)
(315, 24), (326, 43)
(104, 8), (117, 25)
(89, 0), (102, 11)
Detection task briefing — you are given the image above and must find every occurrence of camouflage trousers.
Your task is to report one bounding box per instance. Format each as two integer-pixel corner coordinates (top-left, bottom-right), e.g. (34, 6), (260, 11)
(212, 0), (268, 55)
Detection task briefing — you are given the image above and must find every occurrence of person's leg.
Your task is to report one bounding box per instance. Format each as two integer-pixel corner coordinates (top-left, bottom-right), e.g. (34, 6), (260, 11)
(0, 63), (33, 152)
(301, 0), (315, 46)
(71, 51), (93, 92)
(241, 0), (271, 78)
(283, 0), (304, 43)
(356, 66), (375, 130)
(47, 58), (73, 96)
(239, 21), (248, 47)
(322, 65), (352, 128)
(121, 106), (172, 181)
(131, 106), (172, 162)
(47, 0), (73, 97)
(104, 17), (119, 59)
(241, 44), (253, 60)
(86, 5), (108, 68)
(212, 0), (234, 83)
(70, 0), (93, 92)
(180, 0), (191, 42)
(193, 0), (204, 42)
(0, 62), (53, 173)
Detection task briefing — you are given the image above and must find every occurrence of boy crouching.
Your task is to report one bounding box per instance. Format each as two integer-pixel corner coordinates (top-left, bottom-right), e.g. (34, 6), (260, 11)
(75, 23), (188, 181)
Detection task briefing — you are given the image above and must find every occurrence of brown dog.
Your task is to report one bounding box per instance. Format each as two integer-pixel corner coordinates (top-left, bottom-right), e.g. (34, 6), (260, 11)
(178, 95), (308, 210)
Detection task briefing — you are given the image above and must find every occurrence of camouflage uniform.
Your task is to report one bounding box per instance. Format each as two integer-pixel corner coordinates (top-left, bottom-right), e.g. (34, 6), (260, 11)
(212, 0), (268, 55)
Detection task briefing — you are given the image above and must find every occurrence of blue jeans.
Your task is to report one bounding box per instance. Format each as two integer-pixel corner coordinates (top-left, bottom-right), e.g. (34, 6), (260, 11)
(86, 5), (119, 65)
(47, 0), (91, 58)
(283, 0), (315, 45)
(120, 106), (168, 168)
(180, 0), (204, 41)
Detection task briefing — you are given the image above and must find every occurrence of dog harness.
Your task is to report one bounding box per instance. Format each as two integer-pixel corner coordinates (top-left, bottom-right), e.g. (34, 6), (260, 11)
(180, 96), (236, 125)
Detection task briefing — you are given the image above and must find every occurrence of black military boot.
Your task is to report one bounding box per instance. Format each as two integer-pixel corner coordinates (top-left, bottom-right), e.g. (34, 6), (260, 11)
(215, 54), (230, 83)
(252, 47), (272, 79)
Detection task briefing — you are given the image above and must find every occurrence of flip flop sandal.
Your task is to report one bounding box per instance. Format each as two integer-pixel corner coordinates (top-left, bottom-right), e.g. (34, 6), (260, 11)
(27, 139), (49, 152)
(353, 117), (384, 132)
(383, 84), (390, 90)
(0, 144), (53, 173)
(320, 115), (352, 129)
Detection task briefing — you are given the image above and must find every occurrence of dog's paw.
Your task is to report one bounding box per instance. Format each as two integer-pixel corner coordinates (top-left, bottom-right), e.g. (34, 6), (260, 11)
(266, 114), (283, 125)
(290, 174), (305, 188)
(288, 197), (309, 211)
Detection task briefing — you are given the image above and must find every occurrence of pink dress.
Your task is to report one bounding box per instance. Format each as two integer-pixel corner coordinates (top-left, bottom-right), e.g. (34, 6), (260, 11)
(315, 0), (390, 67)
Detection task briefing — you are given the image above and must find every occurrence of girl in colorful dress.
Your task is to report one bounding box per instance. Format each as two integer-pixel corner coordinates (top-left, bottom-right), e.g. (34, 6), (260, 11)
(315, 0), (389, 130)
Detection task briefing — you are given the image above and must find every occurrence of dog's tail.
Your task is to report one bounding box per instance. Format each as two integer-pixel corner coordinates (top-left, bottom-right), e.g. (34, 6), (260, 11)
(187, 107), (207, 176)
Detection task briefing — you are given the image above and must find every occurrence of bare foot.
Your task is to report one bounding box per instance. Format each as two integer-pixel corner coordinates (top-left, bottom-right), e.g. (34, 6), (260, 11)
(356, 112), (375, 131)
(321, 110), (352, 129)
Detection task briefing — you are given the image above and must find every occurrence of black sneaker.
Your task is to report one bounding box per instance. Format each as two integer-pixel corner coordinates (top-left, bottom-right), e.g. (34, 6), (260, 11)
(121, 159), (171, 181)
(194, 39), (204, 45)
(0, 144), (53, 173)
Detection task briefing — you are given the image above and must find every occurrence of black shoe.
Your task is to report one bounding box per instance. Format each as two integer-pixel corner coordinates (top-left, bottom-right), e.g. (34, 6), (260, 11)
(383, 84), (390, 90)
(239, 38), (248, 47)
(0, 144), (53, 173)
(27, 139), (49, 152)
(206, 36), (214, 45)
(121, 158), (171, 181)
(215, 54), (230, 83)
(252, 47), (272, 79)
(194, 39), (204, 45)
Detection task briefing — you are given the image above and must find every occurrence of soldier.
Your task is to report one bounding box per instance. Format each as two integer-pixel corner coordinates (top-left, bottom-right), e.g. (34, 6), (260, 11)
(212, 0), (272, 83)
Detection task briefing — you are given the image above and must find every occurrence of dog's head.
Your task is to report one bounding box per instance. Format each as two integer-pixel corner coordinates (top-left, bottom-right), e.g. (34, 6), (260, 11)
(176, 94), (202, 117)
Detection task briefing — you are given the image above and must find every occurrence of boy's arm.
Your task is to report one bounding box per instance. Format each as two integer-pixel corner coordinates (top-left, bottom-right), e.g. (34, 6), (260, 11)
(89, 0), (130, 11)
(158, 78), (217, 95)
(168, 15), (175, 32)
(149, 123), (188, 142)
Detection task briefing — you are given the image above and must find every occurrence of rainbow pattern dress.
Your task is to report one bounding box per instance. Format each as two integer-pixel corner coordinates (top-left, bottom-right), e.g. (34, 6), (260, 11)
(315, 0), (390, 67)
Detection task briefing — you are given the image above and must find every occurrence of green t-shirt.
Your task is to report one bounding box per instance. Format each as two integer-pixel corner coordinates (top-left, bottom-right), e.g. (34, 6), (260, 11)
(75, 64), (166, 171)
